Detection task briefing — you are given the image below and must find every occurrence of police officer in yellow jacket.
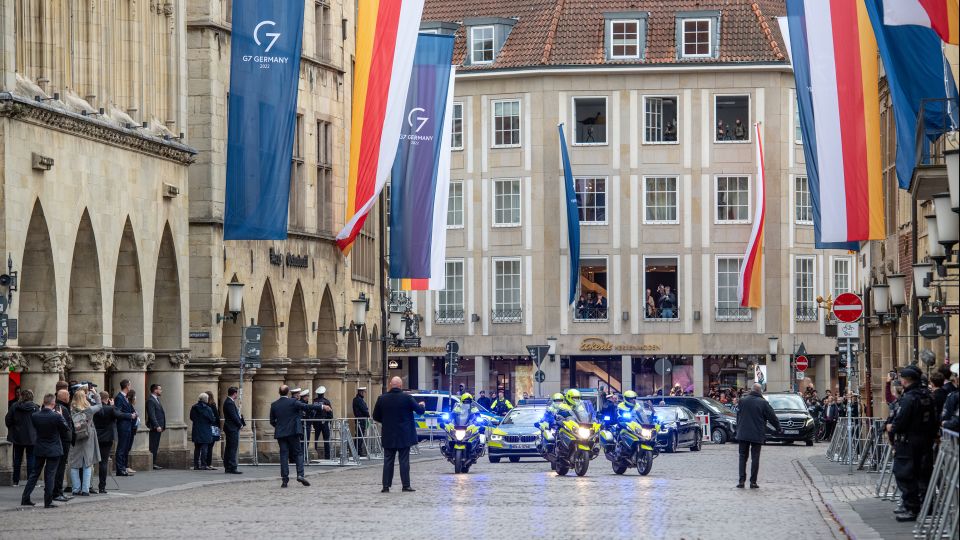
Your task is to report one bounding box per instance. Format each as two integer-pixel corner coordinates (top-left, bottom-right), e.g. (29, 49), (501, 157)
(490, 389), (514, 417)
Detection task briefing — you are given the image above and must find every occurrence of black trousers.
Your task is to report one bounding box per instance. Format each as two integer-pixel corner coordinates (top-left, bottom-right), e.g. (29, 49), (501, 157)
(893, 440), (935, 513)
(382, 446), (411, 489)
(223, 429), (240, 472)
(193, 443), (210, 469)
(278, 435), (304, 480)
(53, 443), (70, 496)
(313, 422), (331, 459)
(738, 441), (763, 484)
(12, 444), (35, 484)
(98, 441), (112, 491)
(205, 440), (216, 467)
(21, 455), (60, 506)
(149, 430), (162, 465)
(115, 428), (132, 473)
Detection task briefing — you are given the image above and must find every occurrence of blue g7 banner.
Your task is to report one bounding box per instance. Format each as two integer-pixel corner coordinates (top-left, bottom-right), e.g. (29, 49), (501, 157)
(224, 1), (305, 240)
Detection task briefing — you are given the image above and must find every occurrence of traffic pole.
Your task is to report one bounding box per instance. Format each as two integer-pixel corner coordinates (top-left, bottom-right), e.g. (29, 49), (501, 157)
(846, 337), (853, 474)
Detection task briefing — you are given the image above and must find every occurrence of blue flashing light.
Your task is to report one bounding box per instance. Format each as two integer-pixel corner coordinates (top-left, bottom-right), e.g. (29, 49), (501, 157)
(622, 412), (632, 419)
(441, 413), (450, 420)
(603, 415), (611, 421)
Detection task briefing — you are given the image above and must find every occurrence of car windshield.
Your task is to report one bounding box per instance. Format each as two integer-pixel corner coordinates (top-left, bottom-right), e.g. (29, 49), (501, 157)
(654, 407), (678, 421)
(767, 394), (807, 411)
(701, 398), (733, 415)
(500, 407), (546, 425)
(419, 396), (439, 412)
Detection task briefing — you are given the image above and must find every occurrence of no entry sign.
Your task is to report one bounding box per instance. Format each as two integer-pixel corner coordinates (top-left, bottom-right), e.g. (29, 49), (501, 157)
(832, 293), (863, 323)
(796, 355), (809, 372)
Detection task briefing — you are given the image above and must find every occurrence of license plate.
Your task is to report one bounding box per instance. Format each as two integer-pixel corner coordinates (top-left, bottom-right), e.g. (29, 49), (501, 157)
(784, 429), (799, 435)
(513, 444), (531, 449)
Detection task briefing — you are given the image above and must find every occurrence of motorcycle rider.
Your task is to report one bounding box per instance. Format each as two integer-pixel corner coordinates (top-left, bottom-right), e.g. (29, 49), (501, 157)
(450, 393), (483, 425)
(617, 390), (652, 425)
(542, 393), (571, 430)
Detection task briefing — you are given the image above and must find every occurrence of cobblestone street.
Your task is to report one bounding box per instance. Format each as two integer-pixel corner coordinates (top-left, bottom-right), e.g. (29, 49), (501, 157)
(2, 443), (846, 539)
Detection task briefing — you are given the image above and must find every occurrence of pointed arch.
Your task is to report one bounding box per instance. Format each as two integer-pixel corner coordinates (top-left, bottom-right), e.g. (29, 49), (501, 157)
(19, 200), (57, 346)
(287, 281), (308, 359)
(358, 324), (369, 372)
(152, 223), (182, 349)
(68, 210), (103, 347)
(370, 325), (381, 375)
(316, 286), (337, 358)
(347, 326), (358, 371)
(257, 279), (279, 358)
(112, 218), (143, 348)
(222, 275), (246, 359)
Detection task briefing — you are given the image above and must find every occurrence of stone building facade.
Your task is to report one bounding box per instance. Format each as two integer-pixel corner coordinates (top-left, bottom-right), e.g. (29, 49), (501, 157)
(0, 0), (194, 481)
(184, 0), (384, 455)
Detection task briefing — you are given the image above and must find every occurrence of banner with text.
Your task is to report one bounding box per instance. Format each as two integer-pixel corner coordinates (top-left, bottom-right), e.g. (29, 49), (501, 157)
(223, 1), (305, 240)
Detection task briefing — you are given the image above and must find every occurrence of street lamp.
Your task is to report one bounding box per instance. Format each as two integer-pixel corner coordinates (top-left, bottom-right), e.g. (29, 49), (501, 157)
(872, 283), (890, 315)
(887, 274), (906, 310)
(546, 336), (557, 357)
(767, 336), (778, 363)
(913, 263), (933, 303)
(216, 281), (244, 324)
(352, 292), (369, 327)
(925, 216), (947, 269)
(945, 148), (958, 213)
(932, 192), (958, 256)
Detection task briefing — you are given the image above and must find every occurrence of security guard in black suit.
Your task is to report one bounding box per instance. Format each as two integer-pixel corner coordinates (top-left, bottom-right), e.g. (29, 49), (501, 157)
(21, 394), (70, 508)
(886, 365), (938, 522)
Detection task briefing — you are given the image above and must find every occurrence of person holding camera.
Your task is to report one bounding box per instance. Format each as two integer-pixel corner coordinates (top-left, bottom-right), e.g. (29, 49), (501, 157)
(93, 391), (135, 493)
(68, 385), (103, 496)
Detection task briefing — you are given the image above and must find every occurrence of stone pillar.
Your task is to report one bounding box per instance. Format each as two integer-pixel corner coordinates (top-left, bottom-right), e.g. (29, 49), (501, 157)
(0, 360), (10, 485)
(542, 353), (562, 397)
(416, 356), (430, 390)
(20, 351), (69, 399)
(68, 350), (112, 391)
(692, 355), (704, 396)
(111, 352), (153, 471)
(148, 352), (190, 468)
(252, 367), (287, 435)
(816, 354), (830, 396)
(475, 356), (489, 395)
(621, 355), (633, 392)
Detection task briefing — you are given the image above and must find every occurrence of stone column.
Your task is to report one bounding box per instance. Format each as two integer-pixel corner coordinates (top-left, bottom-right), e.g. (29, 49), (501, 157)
(692, 355), (704, 396)
(621, 355), (633, 392)
(111, 352), (153, 471)
(0, 355), (11, 485)
(416, 356), (430, 390)
(542, 353), (562, 397)
(69, 350), (112, 390)
(474, 356), (489, 395)
(20, 350), (69, 398)
(816, 354), (830, 396)
(149, 352), (190, 468)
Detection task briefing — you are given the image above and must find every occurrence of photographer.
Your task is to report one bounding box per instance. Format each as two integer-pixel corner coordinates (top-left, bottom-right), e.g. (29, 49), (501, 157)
(68, 384), (103, 496)
(93, 391), (135, 493)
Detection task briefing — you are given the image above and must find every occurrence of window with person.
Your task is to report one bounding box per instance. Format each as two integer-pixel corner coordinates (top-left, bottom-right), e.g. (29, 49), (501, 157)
(447, 181), (464, 228)
(471, 26), (495, 64)
(575, 258), (609, 321)
(492, 99), (521, 147)
(609, 19), (641, 59)
(452, 102), (464, 150)
(493, 178), (521, 226)
(643, 176), (679, 224)
(493, 258), (522, 323)
(574, 177), (607, 224)
(644, 257), (679, 320)
(573, 97), (607, 144)
(714, 95), (750, 142)
(644, 96), (678, 143)
(795, 256), (817, 321)
(716, 175), (750, 223)
(716, 256), (750, 321)
(795, 176), (812, 224)
(437, 259), (464, 324)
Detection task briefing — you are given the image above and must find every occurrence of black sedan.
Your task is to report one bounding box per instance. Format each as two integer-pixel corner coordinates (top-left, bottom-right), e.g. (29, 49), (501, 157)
(764, 392), (816, 446)
(652, 406), (703, 452)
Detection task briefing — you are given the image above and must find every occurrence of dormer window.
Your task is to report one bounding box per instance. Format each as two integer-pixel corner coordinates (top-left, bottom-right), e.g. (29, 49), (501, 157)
(604, 12), (648, 61)
(471, 26), (495, 64)
(676, 11), (720, 60)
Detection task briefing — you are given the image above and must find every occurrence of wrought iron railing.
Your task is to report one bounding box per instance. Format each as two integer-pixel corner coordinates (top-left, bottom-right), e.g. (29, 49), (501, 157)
(492, 308), (523, 323)
(715, 306), (752, 321)
(388, 291), (413, 313)
(643, 307), (680, 321)
(435, 309), (464, 324)
(574, 307), (608, 321)
(795, 306), (819, 322)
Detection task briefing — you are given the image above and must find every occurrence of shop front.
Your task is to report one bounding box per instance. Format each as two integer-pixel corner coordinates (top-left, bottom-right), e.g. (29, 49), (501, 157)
(631, 356), (695, 396)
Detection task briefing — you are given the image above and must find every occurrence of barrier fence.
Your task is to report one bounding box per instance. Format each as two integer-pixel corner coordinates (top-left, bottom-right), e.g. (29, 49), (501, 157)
(825, 417), (889, 470)
(914, 429), (959, 540)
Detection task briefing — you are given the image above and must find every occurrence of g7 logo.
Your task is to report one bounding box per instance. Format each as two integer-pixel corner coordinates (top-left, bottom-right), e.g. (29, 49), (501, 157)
(254, 20), (281, 53)
(407, 107), (429, 133)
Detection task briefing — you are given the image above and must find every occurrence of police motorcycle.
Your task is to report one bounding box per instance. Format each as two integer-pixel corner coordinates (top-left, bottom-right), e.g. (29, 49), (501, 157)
(538, 390), (601, 477)
(439, 393), (488, 474)
(598, 392), (659, 475)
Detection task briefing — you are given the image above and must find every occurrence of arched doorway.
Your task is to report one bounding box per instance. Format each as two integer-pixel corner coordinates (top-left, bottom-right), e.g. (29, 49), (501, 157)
(68, 210), (103, 347)
(347, 327), (358, 372)
(358, 325), (369, 372)
(287, 282), (308, 359)
(316, 286), (337, 358)
(112, 218), (143, 349)
(257, 279), (279, 358)
(152, 223), (182, 350)
(18, 201), (57, 347)
(370, 325), (381, 376)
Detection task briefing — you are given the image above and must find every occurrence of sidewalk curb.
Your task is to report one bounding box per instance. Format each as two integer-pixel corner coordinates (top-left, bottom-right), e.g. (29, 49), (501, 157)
(796, 458), (884, 540)
(2, 452), (445, 513)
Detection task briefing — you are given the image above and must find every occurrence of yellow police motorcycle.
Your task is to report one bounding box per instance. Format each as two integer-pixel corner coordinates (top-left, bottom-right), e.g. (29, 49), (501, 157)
(539, 404), (601, 476)
(440, 408), (487, 474)
(599, 414), (659, 476)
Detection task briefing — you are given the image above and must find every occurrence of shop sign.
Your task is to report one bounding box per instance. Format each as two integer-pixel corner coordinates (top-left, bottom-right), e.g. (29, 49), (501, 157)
(388, 359), (401, 369)
(387, 345), (446, 353)
(578, 337), (661, 352)
(269, 247), (309, 268)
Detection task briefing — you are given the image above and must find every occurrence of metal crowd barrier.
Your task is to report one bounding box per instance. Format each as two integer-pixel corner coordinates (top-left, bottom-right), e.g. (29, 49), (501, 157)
(825, 417), (886, 466)
(875, 444), (900, 501)
(914, 429), (959, 540)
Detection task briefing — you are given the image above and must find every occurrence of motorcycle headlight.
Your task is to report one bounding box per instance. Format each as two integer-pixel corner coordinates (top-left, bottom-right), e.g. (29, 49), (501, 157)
(577, 427), (591, 439)
(490, 434), (502, 441)
(455, 429), (466, 441)
(640, 428), (654, 439)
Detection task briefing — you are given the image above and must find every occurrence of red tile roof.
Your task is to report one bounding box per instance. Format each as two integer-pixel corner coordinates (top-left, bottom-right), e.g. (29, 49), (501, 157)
(422, 0), (788, 71)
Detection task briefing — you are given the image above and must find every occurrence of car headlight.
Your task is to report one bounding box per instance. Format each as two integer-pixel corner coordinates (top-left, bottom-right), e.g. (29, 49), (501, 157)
(577, 427), (591, 439)
(490, 434), (502, 441)
(455, 429), (466, 441)
(640, 428), (654, 439)
(805, 418), (814, 426)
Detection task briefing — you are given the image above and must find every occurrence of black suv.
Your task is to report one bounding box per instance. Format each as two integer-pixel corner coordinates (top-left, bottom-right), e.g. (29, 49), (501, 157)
(639, 396), (737, 444)
(763, 392), (816, 446)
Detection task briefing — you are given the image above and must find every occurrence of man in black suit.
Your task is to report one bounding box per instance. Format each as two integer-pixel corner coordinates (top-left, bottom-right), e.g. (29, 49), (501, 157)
(372, 377), (425, 493)
(52, 388), (74, 502)
(146, 383), (166, 470)
(222, 387), (245, 474)
(114, 379), (138, 476)
(269, 384), (323, 488)
(735, 383), (782, 489)
(21, 393), (70, 508)
(93, 391), (134, 493)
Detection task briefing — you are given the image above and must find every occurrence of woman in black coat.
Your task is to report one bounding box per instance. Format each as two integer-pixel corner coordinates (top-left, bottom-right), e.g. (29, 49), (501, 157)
(189, 393), (216, 470)
(4, 389), (39, 485)
(203, 390), (220, 469)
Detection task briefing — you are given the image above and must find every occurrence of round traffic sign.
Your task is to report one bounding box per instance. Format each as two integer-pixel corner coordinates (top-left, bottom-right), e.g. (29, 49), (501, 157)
(832, 293), (863, 323)
(795, 355), (809, 372)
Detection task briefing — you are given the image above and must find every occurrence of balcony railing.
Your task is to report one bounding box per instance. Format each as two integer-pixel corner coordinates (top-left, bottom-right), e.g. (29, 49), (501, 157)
(795, 306), (819, 322)
(388, 291), (413, 313)
(911, 97), (959, 198)
(715, 306), (752, 322)
(574, 306), (608, 322)
(644, 307), (680, 321)
(435, 309), (464, 324)
(492, 308), (522, 323)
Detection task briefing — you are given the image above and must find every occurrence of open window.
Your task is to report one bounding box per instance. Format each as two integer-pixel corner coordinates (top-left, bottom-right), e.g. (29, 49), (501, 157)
(573, 97), (607, 145)
(575, 258), (608, 321)
(644, 257), (679, 320)
(643, 96), (678, 143)
(714, 95), (750, 142)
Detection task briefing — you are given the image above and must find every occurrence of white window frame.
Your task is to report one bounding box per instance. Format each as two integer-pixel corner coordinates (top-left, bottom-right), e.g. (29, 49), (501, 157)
(714, 255), (751, 321)
(795, 175), (813, 225)
(470, 26), (495, 64)
(642, 175), (680, 225)
(571, 96), (608, 146)
(681, 18), (712, 58)
(437, 258), (465, 323)
(492, 177), (521, 227)
(714, 175), (752, 224)
(793, 99), (803, 144)
(642, 95), (680, 145)
(492, 257), (522, 322)
(574, 177), (608, 225)
(574, 255), (610, 322)
(491, 99), (522, 148)
(713, 94), (752, 144)
(451, 102), (464, 151)
(609, 19), (641, 60)
(642, 254), (681, 321)
(794, 256), (817, 322)
(831, 256), (853, 298)
(447, 181), (464, 229)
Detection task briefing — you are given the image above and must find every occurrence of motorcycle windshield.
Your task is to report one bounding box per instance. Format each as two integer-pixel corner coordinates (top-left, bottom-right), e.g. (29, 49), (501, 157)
(571, 404), (592, 424)
(454, 409), (472, 427)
